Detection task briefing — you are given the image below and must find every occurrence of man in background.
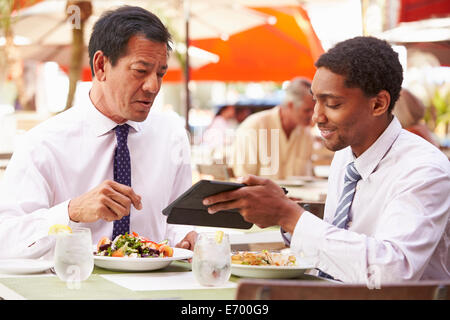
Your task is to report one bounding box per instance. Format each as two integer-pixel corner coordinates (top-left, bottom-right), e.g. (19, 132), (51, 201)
(232, 77), (315, 179)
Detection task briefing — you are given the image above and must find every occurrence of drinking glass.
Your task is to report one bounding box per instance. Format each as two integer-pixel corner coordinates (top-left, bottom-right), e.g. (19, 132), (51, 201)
(54, 227), (94, 283)
(192, 232), (231, 286)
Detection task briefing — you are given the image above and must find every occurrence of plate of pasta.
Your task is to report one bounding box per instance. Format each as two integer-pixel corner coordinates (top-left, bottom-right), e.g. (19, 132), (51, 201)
(231, 250), (313, 279)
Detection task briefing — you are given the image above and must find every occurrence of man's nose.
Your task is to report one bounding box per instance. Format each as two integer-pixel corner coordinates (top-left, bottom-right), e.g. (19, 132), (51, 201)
(312, 103), (325, 124)
(142, 73), (159, 94)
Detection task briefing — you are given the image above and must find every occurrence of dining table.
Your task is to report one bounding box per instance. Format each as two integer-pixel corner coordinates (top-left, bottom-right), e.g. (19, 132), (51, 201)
(0, 227), (327, 301)
(0, 261), (329, 301)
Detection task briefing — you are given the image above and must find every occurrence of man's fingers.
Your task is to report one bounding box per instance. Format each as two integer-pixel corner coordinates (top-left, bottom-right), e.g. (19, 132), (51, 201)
(97, 203), (122, 222)
(100, 195), (129, 219)
(202, 176), (264, 206)
(203, 189), (242, 206)
(109, 180), (142, 210)
(207, 199), (242, 214)
(240, 174), (267, 186)
(175, 231), (198, 252)
(176, 240), (190, 249)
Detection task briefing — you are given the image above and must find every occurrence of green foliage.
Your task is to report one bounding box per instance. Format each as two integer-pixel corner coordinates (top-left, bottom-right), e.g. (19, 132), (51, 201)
(0, 0), (13, 35)
(432, 87), (450, 126)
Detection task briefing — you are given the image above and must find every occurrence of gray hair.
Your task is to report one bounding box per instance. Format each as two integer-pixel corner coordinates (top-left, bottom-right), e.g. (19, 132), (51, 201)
(282, 77), (312, 108)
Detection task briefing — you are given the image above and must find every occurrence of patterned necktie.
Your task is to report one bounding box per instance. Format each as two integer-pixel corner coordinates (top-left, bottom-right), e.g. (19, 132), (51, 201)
(112, 124), (131, 240)
(319, 161), (362, 279)
(332, 162), (362, 229)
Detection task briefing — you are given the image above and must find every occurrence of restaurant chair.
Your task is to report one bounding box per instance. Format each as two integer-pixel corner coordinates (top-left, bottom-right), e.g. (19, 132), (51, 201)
(0, 153), (12, 160)
(299, 201), (325, 219)
(0, 153), (12, 173)
(235, 279), (450, 300)
(197, 163), (234, 181)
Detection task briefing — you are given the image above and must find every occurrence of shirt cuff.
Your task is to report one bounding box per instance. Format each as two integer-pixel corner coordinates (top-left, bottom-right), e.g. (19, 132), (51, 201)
(37, 200), (71, 239)
(22, 200), (71, 259)
(279, 228), (292, 246)
(290, 211), (328, 266)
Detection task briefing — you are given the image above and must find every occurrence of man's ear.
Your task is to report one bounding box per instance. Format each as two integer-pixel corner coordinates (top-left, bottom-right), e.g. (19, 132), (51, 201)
(92, 50), (108, 81)
(372, 90), (391, 116)
(287, 101), (296, 112)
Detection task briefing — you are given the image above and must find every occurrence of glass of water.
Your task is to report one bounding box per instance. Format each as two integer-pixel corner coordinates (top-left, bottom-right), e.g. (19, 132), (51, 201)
(54, 227), (94, 283)
(192, 232), (231, 286)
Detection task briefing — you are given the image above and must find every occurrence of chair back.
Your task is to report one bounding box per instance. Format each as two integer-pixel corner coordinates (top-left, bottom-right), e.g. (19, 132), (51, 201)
(299, 201), (325, 219)
(197, 164), (234, 181)
(236, 279), (450, 300)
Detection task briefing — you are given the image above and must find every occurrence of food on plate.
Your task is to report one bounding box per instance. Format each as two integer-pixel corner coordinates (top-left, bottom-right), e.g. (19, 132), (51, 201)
(95, 232), (174, 258)
(231, 250), (296, 266)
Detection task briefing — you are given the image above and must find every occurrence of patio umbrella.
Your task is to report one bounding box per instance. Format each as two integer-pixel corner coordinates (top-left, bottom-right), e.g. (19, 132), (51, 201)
(375, 17), (450, 66)
(165, 5), (324, 82)
(7, 0), (276, 124)
(8, 0), (278, 83)
(9, 0), (270, 49)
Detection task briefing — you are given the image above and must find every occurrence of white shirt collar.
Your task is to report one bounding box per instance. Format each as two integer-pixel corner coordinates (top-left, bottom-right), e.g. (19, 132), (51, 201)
(350, 116), (402, 181)
(83, 92), (141, 137)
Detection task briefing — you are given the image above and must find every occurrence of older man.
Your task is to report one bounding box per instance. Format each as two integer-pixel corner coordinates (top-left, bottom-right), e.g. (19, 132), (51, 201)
(0, 6), (196, 259)
(204, 37), (450, 284)
(232, 77), (315, 179)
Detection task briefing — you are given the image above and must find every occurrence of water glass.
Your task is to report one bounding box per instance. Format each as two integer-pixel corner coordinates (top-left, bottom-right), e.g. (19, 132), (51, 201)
(54, 227), (94, 284)
(192, 232), (231, 286)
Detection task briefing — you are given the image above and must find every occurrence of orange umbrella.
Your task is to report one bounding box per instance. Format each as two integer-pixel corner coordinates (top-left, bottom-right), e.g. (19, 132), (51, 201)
(164, 6), (324, 82)
(12, 0), (44, 11)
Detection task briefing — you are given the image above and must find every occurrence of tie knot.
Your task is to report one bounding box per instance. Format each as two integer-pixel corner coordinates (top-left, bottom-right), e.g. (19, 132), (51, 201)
(345, 162), (362, 183)
(114, 124), (129, 144)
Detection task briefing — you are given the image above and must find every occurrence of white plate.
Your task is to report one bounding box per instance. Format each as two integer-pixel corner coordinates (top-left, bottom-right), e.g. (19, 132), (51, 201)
(231, 262), (313, 279)
(313, 166), (330, 178)
(93, 248), (193, 272)
(0, 259), (54, 275)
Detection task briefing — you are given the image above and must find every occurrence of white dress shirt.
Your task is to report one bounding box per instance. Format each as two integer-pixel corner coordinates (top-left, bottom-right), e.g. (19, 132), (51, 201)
(290, 117), (450, 284)
(0, 95), (193, 259)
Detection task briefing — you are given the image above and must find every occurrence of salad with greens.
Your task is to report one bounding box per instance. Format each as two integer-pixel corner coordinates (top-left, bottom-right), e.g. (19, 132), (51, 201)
(95, 232), (174, 258)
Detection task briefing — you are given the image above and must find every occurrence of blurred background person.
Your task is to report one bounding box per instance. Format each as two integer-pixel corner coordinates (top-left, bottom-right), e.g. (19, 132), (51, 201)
(202, 105), (237, 148)
(393, 88), (439, 147)
(234, 106), (252, 124)
(232, 77), (315, 180)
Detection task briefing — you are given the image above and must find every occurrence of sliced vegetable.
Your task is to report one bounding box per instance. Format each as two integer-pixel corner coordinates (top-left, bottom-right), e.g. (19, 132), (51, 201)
(159, 245), (174, 257)
(97, 236), (111, 251)
(111, 246), (126, 257)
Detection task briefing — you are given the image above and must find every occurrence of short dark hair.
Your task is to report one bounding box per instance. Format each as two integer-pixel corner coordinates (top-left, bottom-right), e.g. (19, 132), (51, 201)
(315, 36), (403, 112)
(88, 6), (172, 77)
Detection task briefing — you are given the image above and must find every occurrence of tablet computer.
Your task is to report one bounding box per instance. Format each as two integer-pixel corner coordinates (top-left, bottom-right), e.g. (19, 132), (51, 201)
(162, 180), (253, 229)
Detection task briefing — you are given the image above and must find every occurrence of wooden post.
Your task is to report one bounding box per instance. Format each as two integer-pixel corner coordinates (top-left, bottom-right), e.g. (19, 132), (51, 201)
(64, 0), (92, 111)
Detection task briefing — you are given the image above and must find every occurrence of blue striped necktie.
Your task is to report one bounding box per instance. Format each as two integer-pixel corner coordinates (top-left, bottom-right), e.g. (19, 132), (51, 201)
(112, 124), (131, 240)
(332, 162), (362, 229)
(319, 162), (361, 279)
